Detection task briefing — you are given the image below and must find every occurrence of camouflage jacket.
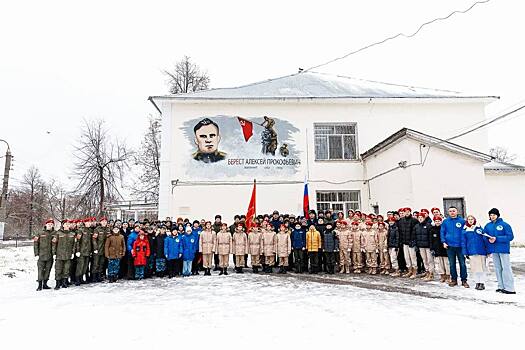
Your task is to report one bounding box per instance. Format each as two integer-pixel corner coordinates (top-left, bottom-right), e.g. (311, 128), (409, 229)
(75, 227), (93, 256)
(52, 229), (76, 260)
(33, 229), (54, 261)
(92, 225), (110, 255)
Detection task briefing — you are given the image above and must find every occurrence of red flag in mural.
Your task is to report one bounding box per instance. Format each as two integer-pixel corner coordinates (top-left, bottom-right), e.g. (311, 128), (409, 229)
(246, 180), (256, 232)
(237, 117), (253, 142)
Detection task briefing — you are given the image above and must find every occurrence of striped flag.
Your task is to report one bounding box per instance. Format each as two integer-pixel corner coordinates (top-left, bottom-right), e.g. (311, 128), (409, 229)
(303, 179), (310, 217)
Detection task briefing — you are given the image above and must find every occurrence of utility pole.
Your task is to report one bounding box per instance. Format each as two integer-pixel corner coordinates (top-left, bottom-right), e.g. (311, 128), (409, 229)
(0, 139), (12, 240)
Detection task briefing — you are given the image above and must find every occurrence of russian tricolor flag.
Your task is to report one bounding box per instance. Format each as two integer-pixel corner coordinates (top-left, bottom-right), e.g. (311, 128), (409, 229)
(303, 178), (310, 217)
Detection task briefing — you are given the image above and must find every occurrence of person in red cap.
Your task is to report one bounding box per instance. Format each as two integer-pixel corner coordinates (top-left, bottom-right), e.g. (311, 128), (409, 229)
(275, 224), (292, 273)
(232, 224), (248, 273)
(399, 208), (418, 278)
(336, 221), (352, 273)
(431, 207), (442, 218)
(430, 215), (450, 283)
(377, 222), (390, 274)
(91, 217), (110, 282)
(414, 212), (435, 281)
(362, 221), (379, 274)
(199, 221), (217, 276)
(52, 219), (76, 290)
(420, 209), (430, 219)
(248, 225), (263, 273)
(74, 218), (93, 285)
(350, 221), (364, 273)
(33, 219), (55, 291)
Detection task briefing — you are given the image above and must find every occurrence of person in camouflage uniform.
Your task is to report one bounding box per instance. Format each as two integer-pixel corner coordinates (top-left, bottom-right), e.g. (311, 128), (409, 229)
(68, 219), (79, 284)
(33, 219), (55, 291)
(52, 219), (76, 289)
(75, 218), (93, 285)
(91, 217), (110, 282)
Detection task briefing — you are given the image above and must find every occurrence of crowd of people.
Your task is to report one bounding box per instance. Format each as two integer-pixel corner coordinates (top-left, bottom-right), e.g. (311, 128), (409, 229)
(32, 206), (517, 294)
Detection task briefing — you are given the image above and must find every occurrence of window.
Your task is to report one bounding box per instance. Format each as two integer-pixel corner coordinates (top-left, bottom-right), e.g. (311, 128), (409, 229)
(316, 190), (360, 213)
(443, 198), (466, 218)
(314, 123), (357, 160)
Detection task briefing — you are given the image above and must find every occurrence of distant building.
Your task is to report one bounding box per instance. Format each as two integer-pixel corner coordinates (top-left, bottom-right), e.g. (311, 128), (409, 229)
(150, 71), (524, 242)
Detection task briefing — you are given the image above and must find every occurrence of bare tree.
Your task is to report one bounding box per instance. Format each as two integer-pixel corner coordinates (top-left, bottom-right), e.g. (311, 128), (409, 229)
(131, 115), (161, 201)
(489, 146), (517, 163)
(73, 119), (132, 216)
(22, 166), (47, 237)
(163, 56), (210, 94)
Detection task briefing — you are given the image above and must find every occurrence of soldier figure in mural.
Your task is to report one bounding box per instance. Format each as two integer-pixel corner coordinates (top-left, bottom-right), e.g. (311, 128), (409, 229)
(192, 118), (226, 163)
(261, 116), (278, 156)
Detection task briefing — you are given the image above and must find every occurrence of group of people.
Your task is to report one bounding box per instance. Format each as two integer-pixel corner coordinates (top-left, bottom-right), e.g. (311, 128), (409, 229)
(32, 206), (516, 294)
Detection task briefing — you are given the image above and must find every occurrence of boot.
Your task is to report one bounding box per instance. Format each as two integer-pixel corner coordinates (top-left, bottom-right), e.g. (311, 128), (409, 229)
(75, 276), (81, 286)
(239, 267), (244, 274)
(439, 274), (446, 283)
(339, 266), (345, 274)
(219, 268), (224, 276)
(54, 280), (61, 290)
(223, 268), (228, 275)
(354, 269), (361, 274)
(390, 269), (401, 277)
(475, 283), (480, 290)
(61, 279), (69, 288)
(371, 268), (377, 275)
(479, 283), (485, 290)
(402, 269), (412, 278)
(267, 266), (273, 273)
(409, 268), (417, 279)
(42, 280), (51, 289)
(204, 269), (210, 276)
(423, 272), (434, 282)
(36, 281), (43, 291)
(462, 281), (470, 288)
(448, 279), (458, 287)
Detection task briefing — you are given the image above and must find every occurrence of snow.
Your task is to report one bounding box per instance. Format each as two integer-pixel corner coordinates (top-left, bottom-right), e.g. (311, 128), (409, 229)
(1, 243), (524, 349)
(151, 72), (497, 100)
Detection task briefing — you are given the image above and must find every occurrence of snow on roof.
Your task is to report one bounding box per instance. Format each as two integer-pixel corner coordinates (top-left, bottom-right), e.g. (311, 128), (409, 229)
(484, 160), (525, 172)
(150, 71), (499, 101)
(361, 128), (493, 162)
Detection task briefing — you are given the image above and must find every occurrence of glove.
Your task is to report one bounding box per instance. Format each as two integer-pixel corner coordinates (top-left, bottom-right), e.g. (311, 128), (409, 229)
(94, 250), (98, 254)
(71, 254), (75, 259)
(375, 249), (379, 254)
(178, 253), (182, 258)
(34, 255), (39, 261)
(430, 250), (435, 257)
(75, 252), (80, 257)
(360, 248), (366, 253)
(302, 247), (305, 250)
(383, 249), (388, 253)
(347, 249), (351, 252)
(409, 240), (416, 248)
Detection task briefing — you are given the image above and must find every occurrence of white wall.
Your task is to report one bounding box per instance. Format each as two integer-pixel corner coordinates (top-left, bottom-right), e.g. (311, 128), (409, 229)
(158, 98), (490, 220)
(485, 172), (525, 243)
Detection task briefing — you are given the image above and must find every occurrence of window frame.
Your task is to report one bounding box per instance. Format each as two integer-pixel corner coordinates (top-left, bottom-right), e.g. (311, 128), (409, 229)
(316, 190), (361, 213)
(313, 122), (359, 162)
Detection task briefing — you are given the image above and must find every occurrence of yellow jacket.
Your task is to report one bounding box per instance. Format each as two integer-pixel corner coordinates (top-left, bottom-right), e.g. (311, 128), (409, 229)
(306, 229), (321, 251)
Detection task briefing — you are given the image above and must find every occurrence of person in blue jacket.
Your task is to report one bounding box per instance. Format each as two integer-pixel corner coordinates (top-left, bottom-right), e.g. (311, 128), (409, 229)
(440, 206), (468, 287)
(461, 215), (489, 290)
(484, 208), (516, 294)
(125, 224), (140, 279)
(181, 226), (198, 277)
(190, 221), (202, 275)
(164, 229), (183, 278)
(291, 223), (306, 273)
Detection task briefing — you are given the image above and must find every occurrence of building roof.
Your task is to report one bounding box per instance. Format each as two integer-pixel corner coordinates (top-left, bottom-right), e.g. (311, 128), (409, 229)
(484, 160), (525, 172)
(149, 71), (499, 101)
(360, 128), (493, 163)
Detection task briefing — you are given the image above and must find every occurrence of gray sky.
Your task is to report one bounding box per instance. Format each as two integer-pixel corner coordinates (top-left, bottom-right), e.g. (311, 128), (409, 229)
(1, 0), (524, 191)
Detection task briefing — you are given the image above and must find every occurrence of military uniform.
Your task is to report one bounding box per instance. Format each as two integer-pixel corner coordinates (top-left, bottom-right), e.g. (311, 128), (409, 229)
(377, 225), (390, 274)
(362, 226), (379, 274)
(248, 228), (263, 273)
(75, 225), (92, 284)
(336, 224), (352, 273)
(350, 224), (364, 273)
(52, 227), (76, 289)
(34, 228), (54, 290)
(91, 225), (110, 282)
(232, 229), (248, 273)
(199, 228), (217, 275)
(192, 150), (226, 163)
(261, 228), (276, 273)
(216, 229), (232, 275)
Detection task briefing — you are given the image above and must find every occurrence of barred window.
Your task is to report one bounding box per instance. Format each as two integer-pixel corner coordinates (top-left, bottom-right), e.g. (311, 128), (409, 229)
(316, 191), (360, 213)
(314, 123), (357, 160)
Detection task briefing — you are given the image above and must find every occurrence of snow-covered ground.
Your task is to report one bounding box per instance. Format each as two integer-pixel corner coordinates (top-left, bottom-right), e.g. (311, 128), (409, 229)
(1, 244), (524, 349)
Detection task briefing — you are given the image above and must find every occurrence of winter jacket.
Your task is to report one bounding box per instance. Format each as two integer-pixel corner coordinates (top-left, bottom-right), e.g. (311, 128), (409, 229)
(127, 230), (139, 254)
(350, 229), (364, 252)
(92, 226), (110, 256)
(232, 231), (248, 255)
(248, 230), (263, 255)
(291, 228), (306, 249)
(322, 229), (339, 252)
(440, 216), (466, 248)
(413, 218), (432, 248)
(75, 227), (93, 257)
(52, 229), (76, 260)
(261, 229), (276, 256)
(131, 236), (150, 266)
(34, 229), (54, 261)
(154, 233), (167, 257)
(104, 233), (126, 259)
(461, 225), (489, 256)
(387, 224), (400, 249)
(398, 217), (417, 245)
(336, 228), (351, 251)
(483, 217), (514, 254)
(164, 235), (183, 260)
(216, 230), (232, 255)
(275, 232), (292, 257)
(181, 233), (198, 261)
(362, 229), (379, 252)
(429, 226), (447, 257)
(306, 229), (321, 251)
(147, 234), (156, 257)
(378, 228), (388, 251)
(270, 219), (282, 232)
(199, 229), (216, 254)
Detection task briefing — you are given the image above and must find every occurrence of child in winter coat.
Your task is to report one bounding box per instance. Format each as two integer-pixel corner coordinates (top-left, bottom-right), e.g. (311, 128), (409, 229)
(181, 226), (198, 277)
(362, 222), (379, 274)
(164, 229), (183, 278)
(155, 226), (168, 278)
(275, 224), (292, 273)
(306, 225), (321, 274)
(322, 222), (339, 274)
(462, 215), (489, 290)
(350, 221), (364, 273)
(377, 222), (390, 274)
(413, 213), (435, 281)
(430, 216), (450, 283)
(336, 221), (352, 274)
(132, 230), (151, 280)
(387, 219), (401, 276)
(104, 226), (126, 283)
(291, 223), (306, 273)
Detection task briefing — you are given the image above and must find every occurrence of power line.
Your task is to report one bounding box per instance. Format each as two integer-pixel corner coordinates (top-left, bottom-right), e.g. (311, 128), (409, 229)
(305, 0), (491, 72)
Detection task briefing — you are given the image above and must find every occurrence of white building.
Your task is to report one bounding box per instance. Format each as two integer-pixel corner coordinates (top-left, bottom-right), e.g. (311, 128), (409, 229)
(150, 72), (524, 242)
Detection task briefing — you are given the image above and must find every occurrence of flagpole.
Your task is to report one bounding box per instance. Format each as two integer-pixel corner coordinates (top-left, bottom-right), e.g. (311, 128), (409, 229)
(254, 179), (256, 219)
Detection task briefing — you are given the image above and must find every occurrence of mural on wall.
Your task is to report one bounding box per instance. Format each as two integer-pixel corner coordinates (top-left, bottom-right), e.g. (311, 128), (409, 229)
(181, 115), (302, 179)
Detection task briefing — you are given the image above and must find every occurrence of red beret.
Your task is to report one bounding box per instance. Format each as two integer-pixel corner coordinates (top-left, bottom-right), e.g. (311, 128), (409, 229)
(354, 212), (362, 217)
(420, 209), (429, 215)
(404, 208), (412, 212)
(45, 219), (54, 224)
(417, 213), (425, 218)
(339, 220), (348, 226)
(378, 222), (386, 227)
(433, 216), (443, 222)
(431, 207), (441, 213)
(365, 221), (373, 227)
(351, 221), (359, 226)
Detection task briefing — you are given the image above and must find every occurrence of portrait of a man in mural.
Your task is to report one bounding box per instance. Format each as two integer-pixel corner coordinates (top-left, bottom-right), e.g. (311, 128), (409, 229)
(261, 116), (278, 156)
(192, 118), (226, 163)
